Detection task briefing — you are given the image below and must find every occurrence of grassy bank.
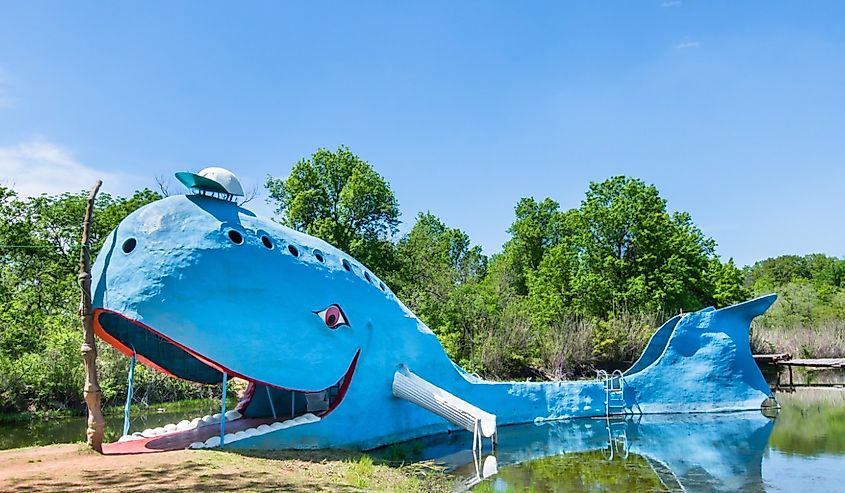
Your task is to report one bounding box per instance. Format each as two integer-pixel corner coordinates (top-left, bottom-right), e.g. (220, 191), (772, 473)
(0, 444), (452, 492)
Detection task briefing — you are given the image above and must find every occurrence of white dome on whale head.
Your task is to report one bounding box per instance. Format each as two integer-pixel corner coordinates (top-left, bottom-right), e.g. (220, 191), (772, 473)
(175, 166), (245, 197)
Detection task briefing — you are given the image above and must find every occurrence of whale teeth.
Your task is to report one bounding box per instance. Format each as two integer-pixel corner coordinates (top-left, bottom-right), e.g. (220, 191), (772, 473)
(128, 409), (244, 440)
(188, 413), (322, 449)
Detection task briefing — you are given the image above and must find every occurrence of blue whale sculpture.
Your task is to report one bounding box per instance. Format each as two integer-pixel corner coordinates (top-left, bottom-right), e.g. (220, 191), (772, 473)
(91, 193), (777, 452)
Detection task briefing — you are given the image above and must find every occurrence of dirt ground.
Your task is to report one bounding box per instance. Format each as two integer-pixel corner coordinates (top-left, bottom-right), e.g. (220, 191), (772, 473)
(0, 444), (450, 492)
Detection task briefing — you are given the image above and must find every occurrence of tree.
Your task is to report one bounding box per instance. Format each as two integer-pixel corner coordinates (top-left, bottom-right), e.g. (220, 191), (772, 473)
(747, 254), (845, 291)
(265, 146), (400, 276)
(497, 198), (567, 296)
(0, 187), (162, 412)
(391, 213), (487, 359)
(519, 176), (749, 319)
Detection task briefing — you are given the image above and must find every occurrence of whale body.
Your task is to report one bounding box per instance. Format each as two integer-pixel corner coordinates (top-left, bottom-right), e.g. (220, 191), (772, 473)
(92, 194), (776, 450)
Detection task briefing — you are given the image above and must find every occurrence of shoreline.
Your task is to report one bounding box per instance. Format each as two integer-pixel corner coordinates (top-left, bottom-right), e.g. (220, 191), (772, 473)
(0, 443), (452, 492)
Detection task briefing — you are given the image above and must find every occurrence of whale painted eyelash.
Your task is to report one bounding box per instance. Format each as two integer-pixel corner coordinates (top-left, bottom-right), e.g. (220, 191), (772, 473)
(315, 304), (349, 329)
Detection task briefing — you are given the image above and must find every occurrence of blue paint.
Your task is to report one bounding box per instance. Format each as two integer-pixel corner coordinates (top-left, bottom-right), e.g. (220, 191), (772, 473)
(624, 313), (682, 377)
(123, 351), (136, 437)
(394, 411), (774, 491)
(91, 194), (778, 450)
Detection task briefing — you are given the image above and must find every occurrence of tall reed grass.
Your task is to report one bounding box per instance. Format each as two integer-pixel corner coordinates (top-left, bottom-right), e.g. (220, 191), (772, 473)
(751, 319), (845, 358)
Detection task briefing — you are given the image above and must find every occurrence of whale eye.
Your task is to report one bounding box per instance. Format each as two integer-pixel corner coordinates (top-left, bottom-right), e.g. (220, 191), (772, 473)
(315, 304), (349, 329)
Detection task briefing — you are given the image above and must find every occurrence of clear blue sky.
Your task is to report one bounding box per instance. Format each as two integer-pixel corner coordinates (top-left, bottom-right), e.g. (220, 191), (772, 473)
(1, 1), (843, 266)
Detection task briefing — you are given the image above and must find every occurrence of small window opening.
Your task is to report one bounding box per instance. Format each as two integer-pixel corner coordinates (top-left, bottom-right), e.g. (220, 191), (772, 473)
(261, 235), (273, 249)
(364, 272), (372, 283)
(288, 245), (299, 257)
(314, 250), (324, 263)
(228, 230), (243, 245)
(342, 259), (352, 271)
(122, 238), (137, 254)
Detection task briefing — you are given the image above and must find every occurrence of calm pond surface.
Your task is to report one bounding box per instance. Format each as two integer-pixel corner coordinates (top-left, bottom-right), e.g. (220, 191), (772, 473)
(1, 388), (843, 492)
(372, 387), (845, 492)
(0, 398), (230, 450)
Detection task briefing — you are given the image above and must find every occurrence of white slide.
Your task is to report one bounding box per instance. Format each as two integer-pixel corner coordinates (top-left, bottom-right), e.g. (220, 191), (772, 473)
(392, 366), (496, 441)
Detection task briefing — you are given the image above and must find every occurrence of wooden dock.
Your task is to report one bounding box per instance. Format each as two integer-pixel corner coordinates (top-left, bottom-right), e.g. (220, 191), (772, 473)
(753, 354), (845, 388)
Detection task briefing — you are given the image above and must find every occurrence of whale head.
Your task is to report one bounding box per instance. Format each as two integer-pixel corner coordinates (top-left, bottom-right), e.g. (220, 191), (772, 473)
(92, 194), (422, 418)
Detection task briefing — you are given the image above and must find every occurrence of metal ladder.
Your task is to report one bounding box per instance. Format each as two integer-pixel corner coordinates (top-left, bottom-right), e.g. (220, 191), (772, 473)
(596, 369), (626, 416)
(602, 417), (629, 460)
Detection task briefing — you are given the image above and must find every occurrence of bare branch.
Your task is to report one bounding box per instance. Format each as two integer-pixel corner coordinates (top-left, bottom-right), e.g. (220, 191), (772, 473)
(237, 185), (260, 206)
(155, 175), (173, 197)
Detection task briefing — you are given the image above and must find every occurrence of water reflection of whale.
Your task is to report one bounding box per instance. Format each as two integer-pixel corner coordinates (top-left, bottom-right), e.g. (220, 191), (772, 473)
(378, 411), (773, 492)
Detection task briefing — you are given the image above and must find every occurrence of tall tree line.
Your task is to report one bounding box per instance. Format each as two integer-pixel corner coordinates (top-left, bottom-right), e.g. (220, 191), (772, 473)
(2, 146), (835, 413)
(265, 147), (752, 376)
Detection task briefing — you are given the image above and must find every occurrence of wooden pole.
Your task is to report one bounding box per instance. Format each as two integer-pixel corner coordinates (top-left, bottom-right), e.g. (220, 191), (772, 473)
(79, 180), (104, 453)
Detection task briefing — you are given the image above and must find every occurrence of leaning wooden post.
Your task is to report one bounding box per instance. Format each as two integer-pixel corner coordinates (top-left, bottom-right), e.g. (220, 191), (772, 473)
(79, 180), (104, 452)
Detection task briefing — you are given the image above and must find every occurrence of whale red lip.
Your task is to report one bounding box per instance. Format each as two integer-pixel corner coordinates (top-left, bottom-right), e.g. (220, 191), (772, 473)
(93, 308), (360, 419)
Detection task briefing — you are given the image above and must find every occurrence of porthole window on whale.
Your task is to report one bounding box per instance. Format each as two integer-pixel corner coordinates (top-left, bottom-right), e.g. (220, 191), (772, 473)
(314, 249), (324, 263)
(379, 282), (386, 292)
(227, 230), (244, 245)
(342, 259), (352, 272)
(364, 271), (372, 283)
(260, 235), (273, 250)
(288, 244), (299, 257)
(121, 238), (137, 254)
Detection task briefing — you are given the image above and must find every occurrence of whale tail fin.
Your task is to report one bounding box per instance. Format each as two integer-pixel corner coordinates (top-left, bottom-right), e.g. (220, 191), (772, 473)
(625, 294), (777, 413)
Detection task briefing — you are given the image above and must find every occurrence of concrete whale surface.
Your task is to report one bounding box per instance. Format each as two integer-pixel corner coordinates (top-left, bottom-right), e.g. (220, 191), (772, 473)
(91, 194), (776, 450)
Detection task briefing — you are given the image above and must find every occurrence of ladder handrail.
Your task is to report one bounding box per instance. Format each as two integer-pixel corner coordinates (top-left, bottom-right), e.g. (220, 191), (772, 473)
(602, 369), (626, 416)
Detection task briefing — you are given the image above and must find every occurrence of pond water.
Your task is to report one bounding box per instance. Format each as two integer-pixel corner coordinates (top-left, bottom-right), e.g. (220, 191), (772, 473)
(372, 387), (845, 492)
(0, 399), (231, 450)
(2, 388), (843, 492)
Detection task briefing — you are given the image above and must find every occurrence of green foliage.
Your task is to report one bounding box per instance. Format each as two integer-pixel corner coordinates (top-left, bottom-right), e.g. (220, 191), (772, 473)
(746, 254), (845, 347)
(0, 186), (199, 413)
(347, 454), (376, 488)
(522, 177), (749, 319)
(390, 212), (487, 363)
(5, 150), (833, 415)
(265, 146), (401, 276)
(747, 253), (845, 290)
(263, 164), (759, 378)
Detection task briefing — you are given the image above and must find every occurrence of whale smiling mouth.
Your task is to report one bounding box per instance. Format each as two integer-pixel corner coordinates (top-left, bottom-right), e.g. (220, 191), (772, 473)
(93, 308), (360, 452)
